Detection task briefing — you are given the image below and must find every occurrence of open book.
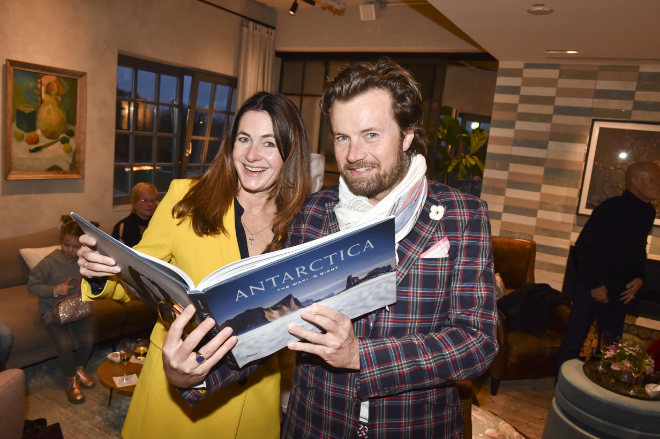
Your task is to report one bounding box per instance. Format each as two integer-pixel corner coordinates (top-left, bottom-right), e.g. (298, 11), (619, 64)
(71, 212), (397, 368)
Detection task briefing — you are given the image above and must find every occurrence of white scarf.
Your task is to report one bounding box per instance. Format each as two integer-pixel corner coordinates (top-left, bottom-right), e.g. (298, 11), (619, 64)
(334, 154), (428, 244)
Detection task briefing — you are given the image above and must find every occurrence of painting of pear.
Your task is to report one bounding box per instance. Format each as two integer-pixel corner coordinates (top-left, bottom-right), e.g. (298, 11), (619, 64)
(37, 92), (67, 139)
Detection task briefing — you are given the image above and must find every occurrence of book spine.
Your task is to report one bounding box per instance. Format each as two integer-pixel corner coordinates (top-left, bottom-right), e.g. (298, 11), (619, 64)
(188, 292), (240, 370)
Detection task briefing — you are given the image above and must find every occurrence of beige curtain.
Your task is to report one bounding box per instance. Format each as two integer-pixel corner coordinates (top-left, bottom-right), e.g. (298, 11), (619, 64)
(237, 19), (275, 107)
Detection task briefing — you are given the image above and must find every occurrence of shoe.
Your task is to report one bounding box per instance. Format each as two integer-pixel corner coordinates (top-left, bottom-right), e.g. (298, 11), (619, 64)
(66, 376), (85, 403)
(75, 366), (95, 388)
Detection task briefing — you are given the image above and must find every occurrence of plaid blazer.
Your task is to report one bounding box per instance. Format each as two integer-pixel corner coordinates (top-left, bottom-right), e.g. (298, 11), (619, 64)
(281, 181), (499, 439)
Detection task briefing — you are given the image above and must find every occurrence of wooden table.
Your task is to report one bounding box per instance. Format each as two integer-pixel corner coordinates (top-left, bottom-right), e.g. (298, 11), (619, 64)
(97, 359), (143, 406)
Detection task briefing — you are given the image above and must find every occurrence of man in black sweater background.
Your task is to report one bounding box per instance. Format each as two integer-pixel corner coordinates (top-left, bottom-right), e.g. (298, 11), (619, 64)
(558, 161), (660, 366)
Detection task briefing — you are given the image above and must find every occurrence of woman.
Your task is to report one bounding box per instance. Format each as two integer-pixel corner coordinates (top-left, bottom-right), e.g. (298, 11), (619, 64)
(27, 215), (95, 403)
(78, 92), (310, 438)
(112, 182), (158, 247)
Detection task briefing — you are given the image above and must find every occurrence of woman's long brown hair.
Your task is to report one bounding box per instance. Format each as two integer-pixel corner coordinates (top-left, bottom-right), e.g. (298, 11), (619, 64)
(172, 92), (311, 253)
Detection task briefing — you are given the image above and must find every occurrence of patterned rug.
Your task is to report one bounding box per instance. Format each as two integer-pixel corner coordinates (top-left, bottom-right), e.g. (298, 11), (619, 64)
(24, 340), (131, 438)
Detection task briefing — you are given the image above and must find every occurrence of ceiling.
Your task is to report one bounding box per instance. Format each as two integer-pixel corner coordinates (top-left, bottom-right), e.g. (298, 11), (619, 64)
(254, 0), (660, 63)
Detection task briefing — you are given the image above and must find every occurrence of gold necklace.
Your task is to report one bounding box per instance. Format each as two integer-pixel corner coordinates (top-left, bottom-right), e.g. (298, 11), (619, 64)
(241, 218), (272, 245)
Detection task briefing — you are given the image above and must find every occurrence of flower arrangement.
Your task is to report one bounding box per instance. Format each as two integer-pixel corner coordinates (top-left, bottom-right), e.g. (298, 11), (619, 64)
(603, 339), (655, 376)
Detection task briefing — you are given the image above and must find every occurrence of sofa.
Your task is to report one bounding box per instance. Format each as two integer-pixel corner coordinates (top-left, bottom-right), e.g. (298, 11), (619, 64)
(0, 226), (157, 369)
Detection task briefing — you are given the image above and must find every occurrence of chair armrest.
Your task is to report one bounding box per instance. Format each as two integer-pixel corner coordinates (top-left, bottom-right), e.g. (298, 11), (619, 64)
(547, 304), (571, 334)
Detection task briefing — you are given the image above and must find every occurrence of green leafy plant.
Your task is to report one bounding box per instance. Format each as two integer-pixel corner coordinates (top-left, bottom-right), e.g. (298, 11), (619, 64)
(602, 339), (655, 376)
(433, 106), (489, 182)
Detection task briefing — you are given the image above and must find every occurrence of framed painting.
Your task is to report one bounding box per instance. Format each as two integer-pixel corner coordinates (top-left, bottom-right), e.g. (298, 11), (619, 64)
(578, 119), (660, 225)
(4, 59), (86, 180)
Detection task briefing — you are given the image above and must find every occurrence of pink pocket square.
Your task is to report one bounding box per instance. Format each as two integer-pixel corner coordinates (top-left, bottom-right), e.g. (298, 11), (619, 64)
(421, 237), (450, 258)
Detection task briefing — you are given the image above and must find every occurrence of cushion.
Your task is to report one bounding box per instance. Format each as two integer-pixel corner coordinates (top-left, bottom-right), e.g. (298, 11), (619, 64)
(18, 245), (60, 270)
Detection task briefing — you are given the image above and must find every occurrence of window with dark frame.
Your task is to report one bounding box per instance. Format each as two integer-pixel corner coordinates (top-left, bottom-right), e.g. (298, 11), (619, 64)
(114, 55), (237, 205)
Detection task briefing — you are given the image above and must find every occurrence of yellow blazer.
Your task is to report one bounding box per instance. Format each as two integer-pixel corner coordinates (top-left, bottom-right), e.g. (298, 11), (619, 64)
(83, 179), (280, 439)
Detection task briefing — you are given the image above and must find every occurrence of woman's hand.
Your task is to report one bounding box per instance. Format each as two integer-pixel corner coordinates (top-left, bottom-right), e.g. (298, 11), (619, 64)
(162, 305), (238, 388)
(77, 234), (121, 277)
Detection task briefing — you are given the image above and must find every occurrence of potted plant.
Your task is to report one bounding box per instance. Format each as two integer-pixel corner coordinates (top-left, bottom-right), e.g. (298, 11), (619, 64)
(430, 106), (489, 196)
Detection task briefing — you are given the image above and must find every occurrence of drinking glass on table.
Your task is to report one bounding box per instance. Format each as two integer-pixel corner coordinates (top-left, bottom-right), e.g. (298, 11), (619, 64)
(118, 339), (134, 384)
(598, 331), (614, 374)
(134, 338), (148, 361)
(630, 363), (643, 395)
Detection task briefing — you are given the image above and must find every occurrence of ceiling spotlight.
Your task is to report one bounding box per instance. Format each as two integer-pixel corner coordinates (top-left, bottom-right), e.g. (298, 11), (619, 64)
(545, 49), (579, 54)
(527, 4), (553, 15)
(289, 0), (298, 15)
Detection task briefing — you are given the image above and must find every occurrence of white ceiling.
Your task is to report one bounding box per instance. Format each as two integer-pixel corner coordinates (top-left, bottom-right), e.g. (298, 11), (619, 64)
(255, 0), (660, 63)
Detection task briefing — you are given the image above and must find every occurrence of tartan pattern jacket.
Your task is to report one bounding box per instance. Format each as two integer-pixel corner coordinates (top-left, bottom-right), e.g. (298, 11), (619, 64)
(280, 181), (498, 438)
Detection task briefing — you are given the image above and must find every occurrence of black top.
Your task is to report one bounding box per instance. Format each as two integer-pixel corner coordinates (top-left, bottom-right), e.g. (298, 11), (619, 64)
(234, 198), (249, 259)
(112, 212), (150, 247)
(575, 190), (656, 300)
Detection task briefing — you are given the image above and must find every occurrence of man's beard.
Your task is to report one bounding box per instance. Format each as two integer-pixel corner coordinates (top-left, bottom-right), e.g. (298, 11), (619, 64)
(340, 147), (408, 199)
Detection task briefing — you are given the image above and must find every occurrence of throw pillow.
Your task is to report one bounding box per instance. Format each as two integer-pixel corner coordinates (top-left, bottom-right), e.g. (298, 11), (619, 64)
(19, 245), (60, 270)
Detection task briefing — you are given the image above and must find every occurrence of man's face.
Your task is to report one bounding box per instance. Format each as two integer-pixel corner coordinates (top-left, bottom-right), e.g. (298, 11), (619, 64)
(634, 164), (660, 202)
(330, 88), (414, 205)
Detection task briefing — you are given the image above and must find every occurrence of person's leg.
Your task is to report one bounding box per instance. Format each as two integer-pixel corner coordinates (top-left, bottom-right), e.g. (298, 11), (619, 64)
(596, 301), (628, 341)
(70, 317), (95, 388)
(557, 280), (597, 367)
(0, 322), (13, 370)
(46, 322), (84, 403)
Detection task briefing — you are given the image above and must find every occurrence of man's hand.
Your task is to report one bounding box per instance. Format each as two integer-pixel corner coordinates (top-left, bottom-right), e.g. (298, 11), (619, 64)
(620, 277), (643, 305)
(287, 304), (360, 370)
(162, 305), (237, 388)
(590, 285), (609, 303)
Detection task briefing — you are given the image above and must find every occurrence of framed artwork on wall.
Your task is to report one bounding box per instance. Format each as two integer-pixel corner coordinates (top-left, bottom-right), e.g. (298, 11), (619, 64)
(578, 119), (660, 225)
(4, 59), (86, 180)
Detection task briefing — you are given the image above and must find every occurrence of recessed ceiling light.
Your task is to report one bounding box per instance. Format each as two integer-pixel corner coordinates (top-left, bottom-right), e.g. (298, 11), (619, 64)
(527, 4), (554, 15)
(545, 49), (579, 54)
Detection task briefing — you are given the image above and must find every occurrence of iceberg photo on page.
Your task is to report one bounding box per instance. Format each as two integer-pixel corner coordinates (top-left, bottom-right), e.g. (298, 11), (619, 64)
(192, 217), (397, 368)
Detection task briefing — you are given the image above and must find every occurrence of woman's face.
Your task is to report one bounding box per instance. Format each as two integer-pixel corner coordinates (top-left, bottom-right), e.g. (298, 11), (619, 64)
(61, 234), (81, 260)
(232, 110), (284, 195)
(134, 191), (158, 219)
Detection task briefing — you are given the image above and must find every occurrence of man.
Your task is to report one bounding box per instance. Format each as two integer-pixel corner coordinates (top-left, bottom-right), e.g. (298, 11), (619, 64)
(165, 61), (498, 438)
(558, 161), (660, 366)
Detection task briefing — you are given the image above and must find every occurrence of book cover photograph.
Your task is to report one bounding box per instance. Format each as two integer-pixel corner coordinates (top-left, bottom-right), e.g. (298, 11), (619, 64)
(71, 212), (397, 368)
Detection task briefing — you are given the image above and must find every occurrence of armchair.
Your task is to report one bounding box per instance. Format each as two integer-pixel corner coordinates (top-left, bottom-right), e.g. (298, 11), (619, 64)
(487, 237), (570, 395)
(0, 368), (25, 439)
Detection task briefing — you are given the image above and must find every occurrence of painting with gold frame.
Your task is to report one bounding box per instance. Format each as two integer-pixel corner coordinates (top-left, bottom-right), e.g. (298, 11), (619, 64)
(578, 119), (660, 225)
(4, 59), (86, 180)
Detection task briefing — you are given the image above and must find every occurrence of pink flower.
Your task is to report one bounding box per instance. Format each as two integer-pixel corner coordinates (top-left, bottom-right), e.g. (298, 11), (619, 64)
(611, 363), (623, 371)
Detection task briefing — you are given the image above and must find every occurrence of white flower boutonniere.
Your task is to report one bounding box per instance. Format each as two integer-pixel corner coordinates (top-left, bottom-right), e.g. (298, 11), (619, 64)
(430, 204), (445, 220)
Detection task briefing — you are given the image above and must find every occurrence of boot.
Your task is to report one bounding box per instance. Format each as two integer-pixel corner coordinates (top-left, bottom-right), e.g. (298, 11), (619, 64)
(66, 376), (85, 403)
(75, 366), (95, 388)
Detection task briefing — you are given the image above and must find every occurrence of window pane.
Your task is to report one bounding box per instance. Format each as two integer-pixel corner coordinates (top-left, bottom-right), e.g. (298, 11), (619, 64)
(210, 112), (226, 138)
(155, 166), (174, 191)
(206, 140), (221, 164)
(186, 166), (204, 178)
(117, 66), (133, 97)
(133, 168), (154, 185)
(192, 111), (209, 136)
(214, 84), (230, 111)
(157, 136), (176, 163)
(137, 70), (156, 101)
(115, 134), (130, 162)
(116, 100), (130, 131)
(114, 165), (131, 196)
(281, 61), (303, 94)
(183, 75), (192, 107)
(135, 102), (155, 132)
(160, 75), (178, 104)
(134, 135), (154, 163)
(158, 105), (175, 134)
(188, 139), (205, 164)
(303, 61), (325, 95)
(230, 90), (236, 112)
(196, 81), (212, 109)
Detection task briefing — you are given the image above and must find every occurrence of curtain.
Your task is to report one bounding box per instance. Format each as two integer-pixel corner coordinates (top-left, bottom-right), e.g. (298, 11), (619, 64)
(237, 19), (275, 107)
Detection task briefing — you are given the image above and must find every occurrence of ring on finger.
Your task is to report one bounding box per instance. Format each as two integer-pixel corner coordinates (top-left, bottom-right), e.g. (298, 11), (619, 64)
(195, 352), (206, 364)
(84, 261), (89, 270)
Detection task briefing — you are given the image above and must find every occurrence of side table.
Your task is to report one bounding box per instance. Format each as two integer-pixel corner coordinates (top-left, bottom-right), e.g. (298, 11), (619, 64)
(97, 360), (143, 406)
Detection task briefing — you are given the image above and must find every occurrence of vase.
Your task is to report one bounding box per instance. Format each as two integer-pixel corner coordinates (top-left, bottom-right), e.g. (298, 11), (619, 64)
(37, 93), (67, 139)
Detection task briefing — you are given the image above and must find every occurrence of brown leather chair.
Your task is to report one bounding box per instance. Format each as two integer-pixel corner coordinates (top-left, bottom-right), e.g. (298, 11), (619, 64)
(0, 368), (25, 439)
(487, 237), (570, 395)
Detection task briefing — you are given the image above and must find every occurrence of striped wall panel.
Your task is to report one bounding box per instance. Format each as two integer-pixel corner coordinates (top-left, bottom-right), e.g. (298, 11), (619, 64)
(482, 62), (660, 290)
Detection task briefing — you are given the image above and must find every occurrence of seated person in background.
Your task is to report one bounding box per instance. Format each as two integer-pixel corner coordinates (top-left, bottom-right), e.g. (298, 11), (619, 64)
(27, 215), (96, 403)
(0, 322), (12, 371)
(112, 182), (158, 247)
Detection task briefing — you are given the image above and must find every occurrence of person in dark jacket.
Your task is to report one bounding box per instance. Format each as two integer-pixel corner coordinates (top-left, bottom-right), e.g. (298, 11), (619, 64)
(558, 161), (660, 366)
(112, 182), (158, 247)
